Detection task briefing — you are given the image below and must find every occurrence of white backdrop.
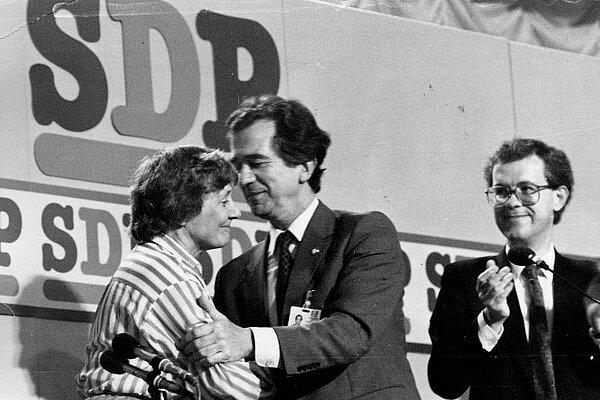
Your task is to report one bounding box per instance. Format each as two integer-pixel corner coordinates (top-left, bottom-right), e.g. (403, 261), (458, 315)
(1, 1), (600, 399)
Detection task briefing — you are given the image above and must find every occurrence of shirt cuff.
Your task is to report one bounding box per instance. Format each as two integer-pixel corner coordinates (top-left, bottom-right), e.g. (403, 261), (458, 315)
(477, 310), (503, 352)
(249, 327), (281, 368)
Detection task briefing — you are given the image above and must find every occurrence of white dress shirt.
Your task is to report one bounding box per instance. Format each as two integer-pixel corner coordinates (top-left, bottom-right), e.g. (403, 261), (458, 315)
(478, 244), (555, 351)
(251, 198), (320, 368)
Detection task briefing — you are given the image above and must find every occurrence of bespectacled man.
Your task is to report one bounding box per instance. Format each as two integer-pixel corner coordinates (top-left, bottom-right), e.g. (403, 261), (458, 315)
(428, 137), (600, 400)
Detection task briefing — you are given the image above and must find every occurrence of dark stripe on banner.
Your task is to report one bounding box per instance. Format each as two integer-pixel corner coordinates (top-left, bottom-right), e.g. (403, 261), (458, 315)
(34, 133), (155, 187)
(0, 301), (435, 354)
(397, 232), (503, 253)
(0, 303), (95, 323)
(0, 177), (129, 204)
(407, 342), (432, 354)
(43, 280), (106, 305)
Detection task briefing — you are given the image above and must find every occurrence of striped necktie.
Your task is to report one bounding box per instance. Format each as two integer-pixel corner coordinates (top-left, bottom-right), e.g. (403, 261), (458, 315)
(275, 231), (295, 324)
(522, 264), (557, 400)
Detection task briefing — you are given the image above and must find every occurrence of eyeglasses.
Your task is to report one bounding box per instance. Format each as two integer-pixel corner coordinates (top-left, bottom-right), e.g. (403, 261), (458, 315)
(485, 183), (553, 207)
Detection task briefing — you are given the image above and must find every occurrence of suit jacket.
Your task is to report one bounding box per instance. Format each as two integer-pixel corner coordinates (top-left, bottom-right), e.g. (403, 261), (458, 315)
(428, 250), (600, 400)
(214, 202), (420, 399)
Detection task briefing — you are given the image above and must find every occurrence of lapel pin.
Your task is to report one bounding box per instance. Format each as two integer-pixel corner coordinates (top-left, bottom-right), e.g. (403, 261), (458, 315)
(311, 248), (320, 255)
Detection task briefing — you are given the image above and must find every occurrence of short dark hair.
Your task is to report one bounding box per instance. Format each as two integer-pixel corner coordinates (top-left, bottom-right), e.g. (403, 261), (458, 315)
(130, 146), (237, 243)
(225, 94), (331, 193)
(484, 137), (573, 224)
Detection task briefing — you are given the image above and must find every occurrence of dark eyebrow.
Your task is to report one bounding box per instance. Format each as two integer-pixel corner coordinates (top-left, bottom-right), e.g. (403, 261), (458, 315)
(230, 154), (270, 165)
(516, 181), (543, 186)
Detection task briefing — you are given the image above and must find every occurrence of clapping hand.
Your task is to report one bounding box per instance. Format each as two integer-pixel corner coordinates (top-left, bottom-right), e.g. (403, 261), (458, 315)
(476, 260), (514, 331)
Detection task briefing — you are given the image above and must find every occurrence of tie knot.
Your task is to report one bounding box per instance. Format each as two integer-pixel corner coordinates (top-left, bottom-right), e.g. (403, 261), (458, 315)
(522, 264), (540, 281)
(276, 230), (296, 250)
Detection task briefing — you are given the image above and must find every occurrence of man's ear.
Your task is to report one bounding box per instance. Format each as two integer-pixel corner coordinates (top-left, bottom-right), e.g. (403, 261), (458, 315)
(298, 160), (317, 184)
(553, 185), (569, 212)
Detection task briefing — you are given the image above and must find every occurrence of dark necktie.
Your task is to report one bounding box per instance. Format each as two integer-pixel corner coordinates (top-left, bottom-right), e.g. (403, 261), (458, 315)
(275, 231), (295, 324)
(522, 264), (557, 400)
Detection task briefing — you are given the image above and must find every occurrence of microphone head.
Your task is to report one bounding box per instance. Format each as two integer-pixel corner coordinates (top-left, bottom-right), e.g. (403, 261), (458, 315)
(100, 350), (126, 374)
(507, 246), (536, 266)
(112, 332), (140, 359)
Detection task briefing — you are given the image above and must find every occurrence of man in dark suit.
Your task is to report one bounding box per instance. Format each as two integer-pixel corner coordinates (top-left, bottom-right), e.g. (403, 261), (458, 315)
(182, 95), (420, 399)
(428, 138), (600, 399)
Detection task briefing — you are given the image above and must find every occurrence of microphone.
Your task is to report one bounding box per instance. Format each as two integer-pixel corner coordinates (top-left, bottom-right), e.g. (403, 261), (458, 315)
(100, 350), (192, 396)
(112, 333), (195, 384)
(508, 246), (551, 272)
(508, 246), (600, 305)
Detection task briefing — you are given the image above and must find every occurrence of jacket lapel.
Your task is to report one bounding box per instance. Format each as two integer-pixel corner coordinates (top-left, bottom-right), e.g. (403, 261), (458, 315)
(495, 250), (527, 348)
(281, 202), (335, 324)
(551, 251), (584, 349)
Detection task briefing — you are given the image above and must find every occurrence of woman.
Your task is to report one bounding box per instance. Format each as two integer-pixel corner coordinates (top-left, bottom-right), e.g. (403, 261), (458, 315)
(76, 146), (273, 399)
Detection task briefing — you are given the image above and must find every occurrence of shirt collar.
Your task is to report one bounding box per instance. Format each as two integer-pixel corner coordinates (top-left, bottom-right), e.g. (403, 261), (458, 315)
(268, 198), (319, 253)
(153, 234), (202, 272)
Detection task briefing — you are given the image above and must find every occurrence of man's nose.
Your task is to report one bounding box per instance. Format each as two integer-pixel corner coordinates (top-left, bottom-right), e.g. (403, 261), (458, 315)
(238, 164), (256, 185)
(505, 191), (523, 207)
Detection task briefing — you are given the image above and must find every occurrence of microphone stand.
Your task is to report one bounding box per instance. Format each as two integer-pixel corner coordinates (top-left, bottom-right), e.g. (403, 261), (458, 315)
(144, 370), (165, 400)
(148, 383), (163, 400)
(542, 263), (600, 340)
(540, 263), (600, 305)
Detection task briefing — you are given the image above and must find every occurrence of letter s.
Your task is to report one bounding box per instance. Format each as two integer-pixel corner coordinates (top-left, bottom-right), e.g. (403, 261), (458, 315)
(426, 252), (450, 311)
(42, 203), (77, 273)
(28, 0), (107, 131)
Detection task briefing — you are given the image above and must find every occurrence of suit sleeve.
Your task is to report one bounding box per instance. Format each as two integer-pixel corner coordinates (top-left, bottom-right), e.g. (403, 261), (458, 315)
(273, 211), (406, 375)
(427, 261), (488, 399)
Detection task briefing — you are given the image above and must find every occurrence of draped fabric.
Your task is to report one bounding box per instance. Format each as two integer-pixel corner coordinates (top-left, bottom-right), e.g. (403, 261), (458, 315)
(322, 0), (600, 56)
